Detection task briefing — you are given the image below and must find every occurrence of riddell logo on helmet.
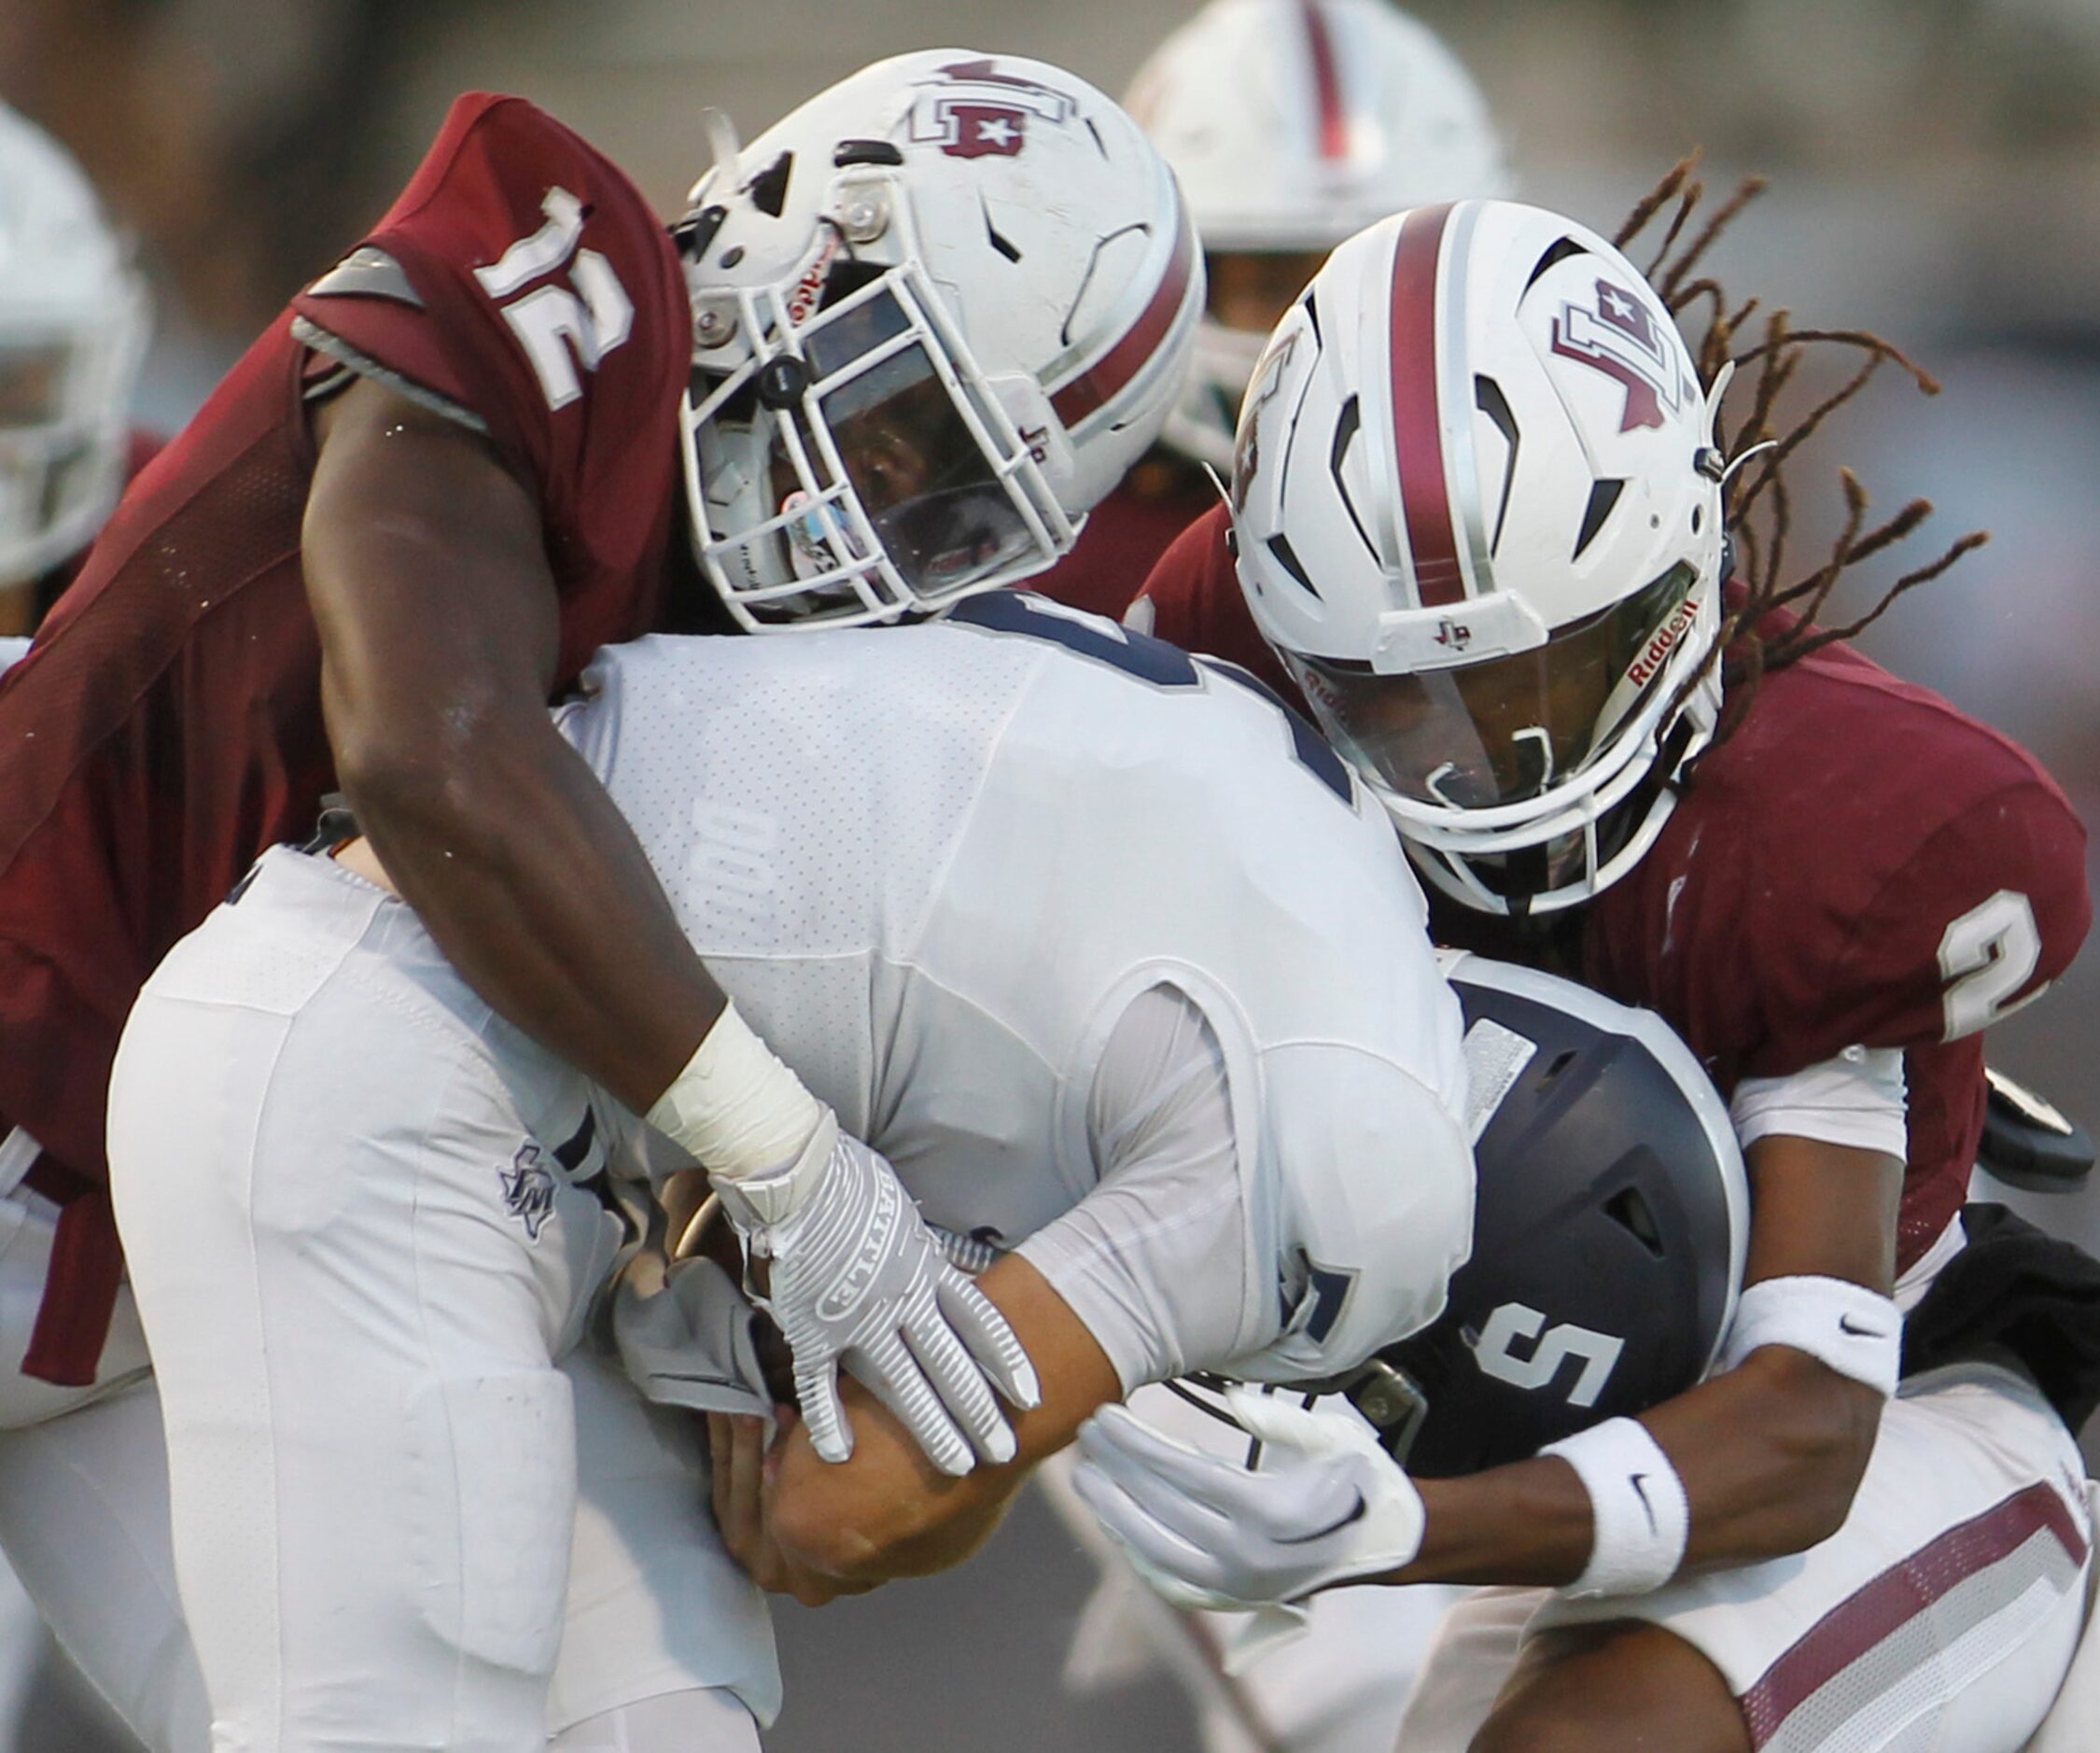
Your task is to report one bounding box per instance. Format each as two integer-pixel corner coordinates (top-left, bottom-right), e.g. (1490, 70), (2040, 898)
(784, 233), (842, 328)
(911, 60), (1077, 160)
(1627, 594), (1701, 687)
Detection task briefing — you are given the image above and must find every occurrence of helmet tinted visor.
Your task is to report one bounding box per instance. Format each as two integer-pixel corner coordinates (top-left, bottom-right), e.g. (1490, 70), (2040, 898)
(1282, 561), (1700, 810)
(0, 340), (69, 429)
(769, 290), (1034, 598)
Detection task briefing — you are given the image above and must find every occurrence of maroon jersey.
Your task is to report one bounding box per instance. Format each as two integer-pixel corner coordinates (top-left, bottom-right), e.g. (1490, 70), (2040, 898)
(28, 428), (166, 626)
(1141, 503), (2092, 1273)
(1030, 454), (1214, 622)
(0, 92), (688, 1381)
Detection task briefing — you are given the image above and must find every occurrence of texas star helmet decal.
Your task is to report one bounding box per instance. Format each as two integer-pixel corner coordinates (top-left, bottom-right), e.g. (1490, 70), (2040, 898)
(910, 58), (1078, 160)
(1548, 277), (1695, 435)
(1229, 326), (1299, 515)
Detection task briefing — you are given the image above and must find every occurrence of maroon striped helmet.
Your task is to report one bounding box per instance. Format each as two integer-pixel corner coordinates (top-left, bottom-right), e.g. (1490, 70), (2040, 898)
(679, 50), (1202, 630)
(1232, 201), (1730, 914)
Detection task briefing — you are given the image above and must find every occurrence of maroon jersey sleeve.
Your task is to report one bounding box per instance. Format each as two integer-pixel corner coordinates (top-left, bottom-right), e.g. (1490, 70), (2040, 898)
(1585, 638), (2090, 1269)
(1603, 642), (2090, 1081)
(288, 92), (689, 677)
(1129, 500), (1296, 696)
(122, 428), (162, 482)
(0, 100), (693, 1381)
(1030, 470), (1215, 623)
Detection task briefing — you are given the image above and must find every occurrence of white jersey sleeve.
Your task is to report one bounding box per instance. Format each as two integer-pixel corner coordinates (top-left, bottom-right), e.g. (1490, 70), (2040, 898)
(1238, 1041), (1476, 1386)
(1014, 982), (1477, 1395)
(1015, 985), (1248, 1393)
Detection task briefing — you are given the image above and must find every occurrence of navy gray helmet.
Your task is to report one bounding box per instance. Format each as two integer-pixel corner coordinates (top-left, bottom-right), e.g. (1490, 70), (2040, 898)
(1330, 953), (1747, 1477)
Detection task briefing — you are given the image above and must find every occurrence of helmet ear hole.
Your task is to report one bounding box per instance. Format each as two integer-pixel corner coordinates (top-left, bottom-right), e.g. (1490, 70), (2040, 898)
(1603, 1183), (1665, 1256)
(1525, 235), (1588, 289)
(1574, 478), (1625, 560)
(1264, 531), (1319, 598)
(748, 151), (793, 218)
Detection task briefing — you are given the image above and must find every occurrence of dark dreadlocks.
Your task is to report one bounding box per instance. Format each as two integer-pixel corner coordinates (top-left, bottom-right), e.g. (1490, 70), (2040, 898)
(1618, 157), (1990, 757)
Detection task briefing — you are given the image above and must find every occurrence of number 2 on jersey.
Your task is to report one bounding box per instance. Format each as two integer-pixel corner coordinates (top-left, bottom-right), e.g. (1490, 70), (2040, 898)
(1938, 889), (2044, 1040)
(476, 187), (634, 410)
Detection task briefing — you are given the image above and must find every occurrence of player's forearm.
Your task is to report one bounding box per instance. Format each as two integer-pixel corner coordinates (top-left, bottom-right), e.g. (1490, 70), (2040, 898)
(304, 376), (727, 1112)
(1637, 1342), (1881, 1563)
(338, 698), (724, 1114)
(1378, 1346), (1879, 1591)
(766, 1255), (1119, 1583)
(764, 1376), (1032, 1584)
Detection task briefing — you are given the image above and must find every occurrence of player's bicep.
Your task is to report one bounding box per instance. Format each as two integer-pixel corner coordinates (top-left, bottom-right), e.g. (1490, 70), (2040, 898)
(1741, 1133), (1904, 1294)
(304, 374), (560, 754)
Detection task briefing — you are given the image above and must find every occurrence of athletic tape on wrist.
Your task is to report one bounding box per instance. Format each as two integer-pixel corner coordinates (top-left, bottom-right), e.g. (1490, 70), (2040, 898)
(645, 1001), (825, 1184)
(1715, 1275), (1902, 1399)
(1539, 1417), (1689, 1598)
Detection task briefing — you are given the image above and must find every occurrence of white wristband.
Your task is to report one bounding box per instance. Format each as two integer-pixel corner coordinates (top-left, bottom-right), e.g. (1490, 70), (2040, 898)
(1539, 1417), (1689, 1598)
(645, 1001), (825, 1184)
(1715, 1275), (1902, 1399)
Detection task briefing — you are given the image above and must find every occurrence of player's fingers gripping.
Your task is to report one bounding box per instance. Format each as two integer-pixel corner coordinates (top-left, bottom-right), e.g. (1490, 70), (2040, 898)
(852, 1325), (973, 1479)
(1221, 1385), (1351, 1457)
(934, 1264), (1042, 1412)
(1068, 1453), (1233, 1610)
(902, 1277), (1015, 1466)
(1074, 1411), (1241, 1556)
(721, 1416), (767, 1552)
(795, 1354), (854, 1466)
(1078, 1403), (1253, 1521)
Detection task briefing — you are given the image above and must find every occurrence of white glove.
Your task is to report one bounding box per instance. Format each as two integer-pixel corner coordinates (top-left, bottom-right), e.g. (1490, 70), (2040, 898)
(612, 1255), (773, 1421)
(708, 1110), (1040, 1477)
(1071, 1385), (1426, 1613)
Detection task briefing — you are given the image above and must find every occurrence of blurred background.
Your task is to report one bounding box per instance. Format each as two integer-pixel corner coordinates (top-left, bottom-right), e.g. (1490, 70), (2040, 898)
(4, 0), (2098, 1746)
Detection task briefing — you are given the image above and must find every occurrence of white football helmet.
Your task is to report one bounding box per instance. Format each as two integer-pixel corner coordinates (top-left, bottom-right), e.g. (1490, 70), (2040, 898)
(1127, 0), (1511, 470)
(0, 103), (150, 588)
(1232, 201), (1729, 915)
(679, 50), (1203, 630)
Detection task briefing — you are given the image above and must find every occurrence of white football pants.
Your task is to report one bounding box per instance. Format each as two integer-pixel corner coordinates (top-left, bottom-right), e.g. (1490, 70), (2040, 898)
(1395, 1361), (2092, 1753)
(106, 847), (777, 1751)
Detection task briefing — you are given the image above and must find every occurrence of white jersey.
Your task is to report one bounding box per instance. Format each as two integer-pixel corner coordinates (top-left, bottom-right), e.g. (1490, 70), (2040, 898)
(558, 596), (1474, 1388)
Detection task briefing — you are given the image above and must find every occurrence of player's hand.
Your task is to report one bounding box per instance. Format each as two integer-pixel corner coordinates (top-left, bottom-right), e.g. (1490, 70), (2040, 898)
(706, 1111), (1041, 1477)
(707, 1409), (873, 1607)
(1071, 1386), (1426, 1612)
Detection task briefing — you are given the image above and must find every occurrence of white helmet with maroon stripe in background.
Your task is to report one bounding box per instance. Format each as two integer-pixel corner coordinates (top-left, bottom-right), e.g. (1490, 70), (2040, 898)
(678, 49), (1203, 630)
(1232, 200), (1729, 916)
(0, 102), (150, 595)
(1126, 0), (1510, 471)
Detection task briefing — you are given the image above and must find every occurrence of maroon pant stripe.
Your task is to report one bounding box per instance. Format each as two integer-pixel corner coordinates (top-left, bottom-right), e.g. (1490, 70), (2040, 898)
(1742, 1480), (2088, 1746)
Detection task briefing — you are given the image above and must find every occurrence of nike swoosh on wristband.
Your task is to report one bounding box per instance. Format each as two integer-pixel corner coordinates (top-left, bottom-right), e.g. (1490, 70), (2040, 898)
(1274, 1492), (1369, 1546)
(1629, 1472), (1659, 1535)
(1839, 1315), (1888, 1338)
